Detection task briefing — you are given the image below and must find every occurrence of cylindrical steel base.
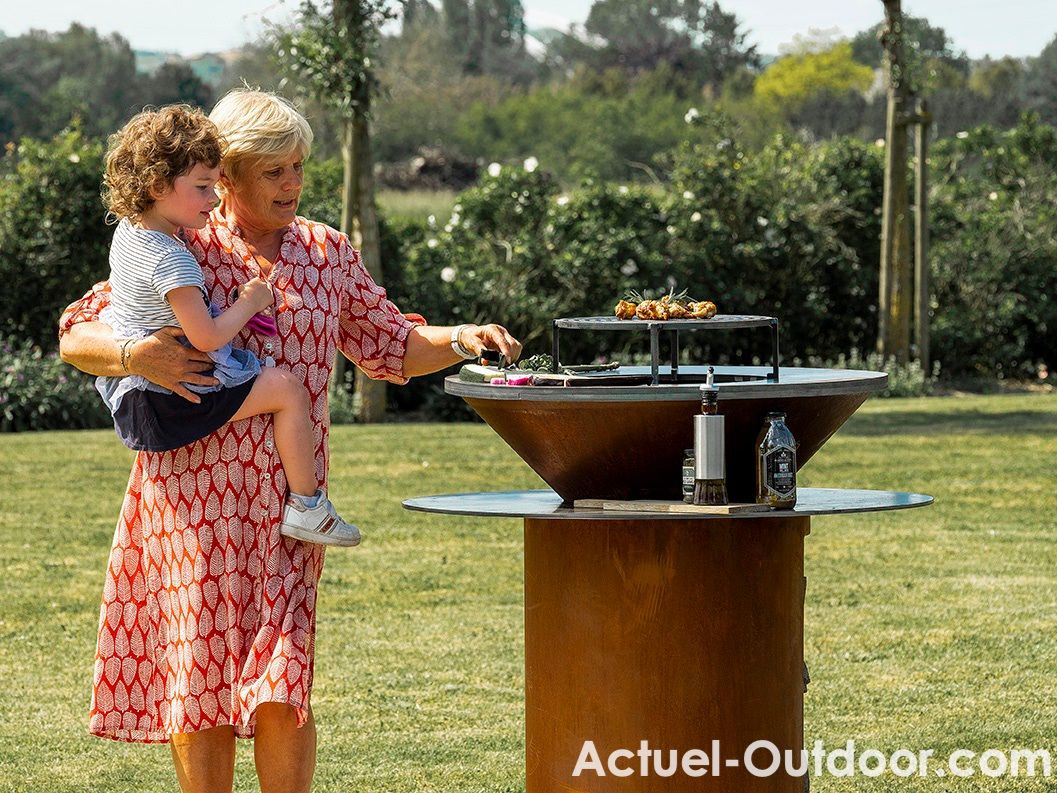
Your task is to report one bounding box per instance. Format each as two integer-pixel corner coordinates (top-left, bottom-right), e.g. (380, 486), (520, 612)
(524, 516), (809, 791)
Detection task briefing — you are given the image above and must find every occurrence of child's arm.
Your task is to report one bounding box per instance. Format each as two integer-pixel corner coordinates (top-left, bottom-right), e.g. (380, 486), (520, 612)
(167, 277), (273, 352)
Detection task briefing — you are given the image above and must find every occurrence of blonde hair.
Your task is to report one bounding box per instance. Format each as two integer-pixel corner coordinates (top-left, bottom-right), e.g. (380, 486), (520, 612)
(209, 88), (313, 187)
(103, 105), (223, 221)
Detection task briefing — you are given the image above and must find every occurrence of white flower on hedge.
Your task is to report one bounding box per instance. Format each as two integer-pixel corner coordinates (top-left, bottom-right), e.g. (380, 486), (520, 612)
(667, 225), (677, 235)
(682, 190), (694, 200)
(684, 107), (700, 124)
(956, 131), (969, 139)
(690, 211), (702, 222)
(427, 238), (439, 249)
(874, 138), (885, 147)
(444, 224), (453, 232)
(757, 216), (769, 227)
(68, 153), (80, 163)
(556, 195), (570, 206)
(440, 266), (456, 283)
(488, 162), (502, 177)
(524, 157), (539, 173)
(618, 185), (629, 194)
(621, 259), (638, 276)
(427, 214), (436, 226)
(988, 191), (998, 201)
(449, 212), (461, 226)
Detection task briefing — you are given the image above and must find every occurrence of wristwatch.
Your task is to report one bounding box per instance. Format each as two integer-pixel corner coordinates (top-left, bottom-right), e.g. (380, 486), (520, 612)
(450, 324), (477, 360)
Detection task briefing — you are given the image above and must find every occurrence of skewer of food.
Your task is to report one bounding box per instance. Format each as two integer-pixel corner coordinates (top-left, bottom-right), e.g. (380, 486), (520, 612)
(615, 288), (717, 320)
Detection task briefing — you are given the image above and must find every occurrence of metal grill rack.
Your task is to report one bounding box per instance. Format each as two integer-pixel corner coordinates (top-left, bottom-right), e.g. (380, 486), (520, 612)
(550, 314), (780, 385)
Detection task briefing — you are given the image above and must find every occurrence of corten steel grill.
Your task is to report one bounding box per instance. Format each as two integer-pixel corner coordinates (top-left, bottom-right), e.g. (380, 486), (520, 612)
(404, 314), (933, 792)
(448, 364), (885, 504)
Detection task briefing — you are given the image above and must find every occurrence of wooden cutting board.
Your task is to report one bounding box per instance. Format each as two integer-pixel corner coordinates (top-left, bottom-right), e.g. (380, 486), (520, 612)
(573, 499), (771, 514)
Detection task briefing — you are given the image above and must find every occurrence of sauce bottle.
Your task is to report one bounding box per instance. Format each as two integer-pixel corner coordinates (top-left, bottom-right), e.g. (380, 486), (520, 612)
(756, 411), (797, 509)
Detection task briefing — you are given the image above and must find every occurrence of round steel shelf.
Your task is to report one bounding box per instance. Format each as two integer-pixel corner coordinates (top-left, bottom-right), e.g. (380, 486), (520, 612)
(403, 487), (934, 521)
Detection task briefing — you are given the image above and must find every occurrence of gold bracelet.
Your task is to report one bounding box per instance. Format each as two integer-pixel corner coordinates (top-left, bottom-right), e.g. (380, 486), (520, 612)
(119, 337), (137, 374)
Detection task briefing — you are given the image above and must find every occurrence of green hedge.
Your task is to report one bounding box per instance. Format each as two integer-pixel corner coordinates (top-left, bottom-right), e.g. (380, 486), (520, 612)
(3, 118), (1055, 429)
(929, 117), (1057, 377)
(0, 128), (110, 351)
(0, 336), (110, 432)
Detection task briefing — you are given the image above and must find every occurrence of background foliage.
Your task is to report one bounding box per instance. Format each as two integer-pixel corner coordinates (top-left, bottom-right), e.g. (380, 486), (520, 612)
(2, 4), (1056, 427)
(3, 112), (1053, 426)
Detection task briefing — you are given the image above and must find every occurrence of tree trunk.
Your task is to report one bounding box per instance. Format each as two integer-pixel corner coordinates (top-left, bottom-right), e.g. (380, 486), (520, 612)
(914, 99), (931, 373)
(346, 105), (387, 424)
(332, 117), (354, 403)
(878, 0), (913, 363)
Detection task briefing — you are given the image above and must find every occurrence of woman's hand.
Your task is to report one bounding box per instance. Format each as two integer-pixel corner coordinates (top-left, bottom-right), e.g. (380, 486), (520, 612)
(129, 327), (219, 403)
(459, 323), (523, 364)
(238, 277), (274, 313)
(402, 324), (524, 379)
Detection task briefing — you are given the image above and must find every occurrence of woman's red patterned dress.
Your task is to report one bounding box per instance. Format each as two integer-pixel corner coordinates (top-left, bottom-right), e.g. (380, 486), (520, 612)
(59, 211), (425, 743)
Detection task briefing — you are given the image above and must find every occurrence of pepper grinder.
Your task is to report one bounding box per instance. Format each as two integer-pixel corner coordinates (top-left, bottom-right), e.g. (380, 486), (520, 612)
(692, 367), (728, 506)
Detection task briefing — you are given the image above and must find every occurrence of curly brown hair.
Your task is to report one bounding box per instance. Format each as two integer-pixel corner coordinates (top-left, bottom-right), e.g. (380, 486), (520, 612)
(103, 105), (224, 221)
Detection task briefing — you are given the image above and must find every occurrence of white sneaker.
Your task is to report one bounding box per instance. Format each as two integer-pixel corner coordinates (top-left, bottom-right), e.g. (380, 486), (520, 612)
(280, 490), (361, 547)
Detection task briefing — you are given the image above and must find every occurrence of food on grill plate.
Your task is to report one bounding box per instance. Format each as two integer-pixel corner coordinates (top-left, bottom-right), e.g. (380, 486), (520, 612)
(615, 289), (717, 320)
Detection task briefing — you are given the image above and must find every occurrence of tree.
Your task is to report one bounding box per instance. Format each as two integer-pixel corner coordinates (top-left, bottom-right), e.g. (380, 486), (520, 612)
(0, 25), (140, 142)
(778, 26), (844, 56)
(273, 0), (397, 422)
(970, 56), (1024, 99)
(754, 42), (873, 112)
(374, 18), (508, 164)
(851, 14), (967, 75)
(877, 0), (914, 363)
(1023, 35), (1057, 124)
(441, 0), (535, 81)
(141, 62), (214, 109)
(554, 0), (758, 92)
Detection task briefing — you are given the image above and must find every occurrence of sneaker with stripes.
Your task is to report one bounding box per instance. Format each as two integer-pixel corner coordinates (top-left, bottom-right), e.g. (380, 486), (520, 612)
(279, 489), (361, 547)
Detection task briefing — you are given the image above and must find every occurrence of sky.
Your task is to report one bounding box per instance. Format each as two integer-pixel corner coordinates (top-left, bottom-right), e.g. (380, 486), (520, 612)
(3, 0), (1056, 60)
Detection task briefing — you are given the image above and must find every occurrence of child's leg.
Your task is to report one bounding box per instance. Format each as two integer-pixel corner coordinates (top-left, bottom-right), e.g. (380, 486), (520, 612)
(229, 369), (318, 497)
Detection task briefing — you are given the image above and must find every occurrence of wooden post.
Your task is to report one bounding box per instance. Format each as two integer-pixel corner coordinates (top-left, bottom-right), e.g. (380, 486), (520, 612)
(332, 116), (354, 401)
(333, 0), (387, 423)
(878, 0), (914, 363)
(350, 111), (388, 423)
(914, 99), (931, 373)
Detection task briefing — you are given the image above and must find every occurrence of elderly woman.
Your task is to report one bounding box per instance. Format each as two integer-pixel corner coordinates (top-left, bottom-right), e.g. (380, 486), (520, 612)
(59, 89), (521, 793)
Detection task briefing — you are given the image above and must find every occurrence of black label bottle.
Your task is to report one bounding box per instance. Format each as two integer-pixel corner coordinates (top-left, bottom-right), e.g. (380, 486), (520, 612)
(756, 411), (797, 509)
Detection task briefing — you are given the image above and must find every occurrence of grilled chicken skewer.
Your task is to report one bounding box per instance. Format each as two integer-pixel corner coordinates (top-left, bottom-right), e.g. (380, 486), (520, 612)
(613, 288), (717, 320)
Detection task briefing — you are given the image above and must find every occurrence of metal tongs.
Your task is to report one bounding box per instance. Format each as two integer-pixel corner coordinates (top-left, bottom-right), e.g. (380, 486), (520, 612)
(479, 349), (511, 369)
(480, 348), (521, 384)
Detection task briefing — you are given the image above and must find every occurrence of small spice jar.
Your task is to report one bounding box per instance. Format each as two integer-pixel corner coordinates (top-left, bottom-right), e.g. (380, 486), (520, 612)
(682, 448), (695, 503)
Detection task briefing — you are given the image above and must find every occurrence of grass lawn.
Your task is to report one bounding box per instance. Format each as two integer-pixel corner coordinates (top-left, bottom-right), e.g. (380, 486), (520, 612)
(0, 392), (1055, 792)
(377, 190), (458, 225)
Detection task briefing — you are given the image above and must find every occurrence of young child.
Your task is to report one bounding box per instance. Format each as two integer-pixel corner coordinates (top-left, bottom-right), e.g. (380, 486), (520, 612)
(96, 105), (360, 547)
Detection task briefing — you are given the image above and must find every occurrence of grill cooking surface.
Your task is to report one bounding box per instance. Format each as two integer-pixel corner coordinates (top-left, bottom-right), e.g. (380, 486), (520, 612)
(448, 365), (887, 402)
(554, 314), (774, 330)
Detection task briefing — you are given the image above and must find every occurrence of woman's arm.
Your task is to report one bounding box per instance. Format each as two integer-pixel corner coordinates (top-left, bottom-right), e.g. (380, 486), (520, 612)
(167, 278), (271, 353)
(402, 323), (523, 379)
(59, 323), (219, 404)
